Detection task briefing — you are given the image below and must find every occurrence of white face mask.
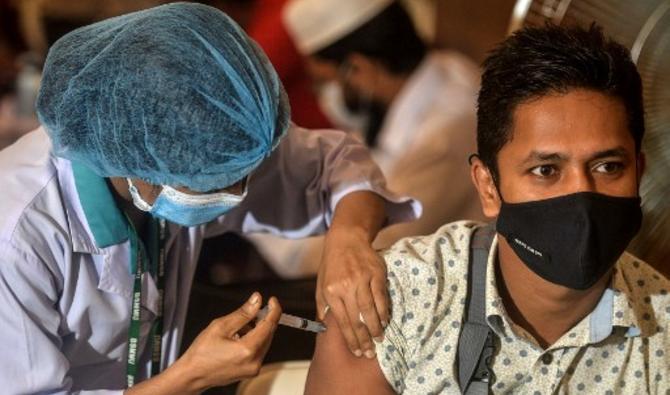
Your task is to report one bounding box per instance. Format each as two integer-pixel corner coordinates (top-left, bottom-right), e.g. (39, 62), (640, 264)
(317, 81), (369, 134)
(127, 179), (248, 226)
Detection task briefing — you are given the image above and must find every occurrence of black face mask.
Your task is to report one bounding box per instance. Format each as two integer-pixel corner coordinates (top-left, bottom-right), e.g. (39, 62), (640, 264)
(496, 192), (642, 290)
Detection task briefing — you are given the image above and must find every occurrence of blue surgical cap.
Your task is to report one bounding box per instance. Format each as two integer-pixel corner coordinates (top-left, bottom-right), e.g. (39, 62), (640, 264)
(37, 2), (290, 192)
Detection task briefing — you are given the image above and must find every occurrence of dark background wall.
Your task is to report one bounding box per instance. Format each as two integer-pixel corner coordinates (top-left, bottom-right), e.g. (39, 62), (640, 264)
(435, 0), (518, 64)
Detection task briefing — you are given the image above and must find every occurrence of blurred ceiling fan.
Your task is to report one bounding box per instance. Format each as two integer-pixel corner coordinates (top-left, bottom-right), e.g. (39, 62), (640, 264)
(510, 0), (670, 275)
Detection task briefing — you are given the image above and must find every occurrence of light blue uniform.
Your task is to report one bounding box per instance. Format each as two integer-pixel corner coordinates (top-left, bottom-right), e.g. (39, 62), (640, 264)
(0, 126), (419, 394)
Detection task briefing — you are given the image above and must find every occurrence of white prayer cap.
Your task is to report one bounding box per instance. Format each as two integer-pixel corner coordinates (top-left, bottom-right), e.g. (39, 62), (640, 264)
(283, 0), (394, 55)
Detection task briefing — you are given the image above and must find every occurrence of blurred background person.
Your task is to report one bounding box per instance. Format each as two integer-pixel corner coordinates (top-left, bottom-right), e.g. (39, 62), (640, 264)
(246, 0), (332, 129)
(244, 0), (484, 280)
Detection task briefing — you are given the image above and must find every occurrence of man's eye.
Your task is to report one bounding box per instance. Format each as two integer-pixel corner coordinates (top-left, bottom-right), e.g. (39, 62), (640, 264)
(530, 165), (557, 177)
(594, 161), (623, 174)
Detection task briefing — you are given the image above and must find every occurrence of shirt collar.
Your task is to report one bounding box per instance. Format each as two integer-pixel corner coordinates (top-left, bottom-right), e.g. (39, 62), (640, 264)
(610, 257), (648, 338)
(71, 162), (129, 248)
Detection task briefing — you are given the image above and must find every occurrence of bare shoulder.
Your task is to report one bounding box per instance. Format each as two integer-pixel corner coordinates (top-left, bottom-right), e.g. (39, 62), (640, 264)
(304, 314), (395, 395)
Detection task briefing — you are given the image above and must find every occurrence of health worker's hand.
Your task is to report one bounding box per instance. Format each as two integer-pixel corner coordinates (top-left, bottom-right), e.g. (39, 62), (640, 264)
(181, 293), (280, 388)
(125, 293), (281, 395)
(317, 227), (389, 360)
(175, 293), (281, 394)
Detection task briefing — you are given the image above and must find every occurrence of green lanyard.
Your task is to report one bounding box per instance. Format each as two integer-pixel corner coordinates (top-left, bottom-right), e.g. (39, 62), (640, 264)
(125, 216), (168, 387)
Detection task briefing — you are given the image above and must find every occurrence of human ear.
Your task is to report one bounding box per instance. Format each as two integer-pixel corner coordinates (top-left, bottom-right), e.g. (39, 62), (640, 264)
(470, 157), (502, 218)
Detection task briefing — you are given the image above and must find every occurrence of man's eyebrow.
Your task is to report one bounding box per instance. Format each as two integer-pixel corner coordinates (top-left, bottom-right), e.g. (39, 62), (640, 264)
(519, 147), (631, 167)
(520, 151), (569, 166)
(588, 147), (630, 162)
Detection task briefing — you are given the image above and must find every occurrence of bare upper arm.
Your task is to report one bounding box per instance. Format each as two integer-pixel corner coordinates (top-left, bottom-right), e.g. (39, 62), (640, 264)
(304, 314), (396, 395)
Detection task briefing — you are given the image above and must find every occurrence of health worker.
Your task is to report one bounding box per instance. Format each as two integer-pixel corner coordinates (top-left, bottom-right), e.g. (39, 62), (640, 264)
(0, 3), (419, 394)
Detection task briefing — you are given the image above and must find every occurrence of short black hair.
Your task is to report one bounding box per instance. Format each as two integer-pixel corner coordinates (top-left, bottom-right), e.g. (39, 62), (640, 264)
(477, 23), (645, 181)
(314, 2), (426, 75)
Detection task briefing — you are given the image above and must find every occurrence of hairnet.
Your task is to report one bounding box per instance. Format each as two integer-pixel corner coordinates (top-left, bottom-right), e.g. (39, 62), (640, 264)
(37, 2), (290, 192)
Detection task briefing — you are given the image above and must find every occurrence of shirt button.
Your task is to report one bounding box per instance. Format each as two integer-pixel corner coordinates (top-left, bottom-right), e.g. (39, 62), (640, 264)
(541, 353), (553, 365)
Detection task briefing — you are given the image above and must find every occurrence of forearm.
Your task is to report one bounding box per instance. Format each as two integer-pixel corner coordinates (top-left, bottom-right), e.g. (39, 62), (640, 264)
(328, 191), (386, 243)
(318, 190), (391, 353)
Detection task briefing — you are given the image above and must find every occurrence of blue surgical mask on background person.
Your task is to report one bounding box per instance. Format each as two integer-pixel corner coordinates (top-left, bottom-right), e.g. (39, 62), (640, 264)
(127, 178), (248, 227)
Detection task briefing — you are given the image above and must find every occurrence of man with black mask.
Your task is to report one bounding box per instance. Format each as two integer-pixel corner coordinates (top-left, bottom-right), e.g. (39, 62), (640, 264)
(302, 24), (669, 394)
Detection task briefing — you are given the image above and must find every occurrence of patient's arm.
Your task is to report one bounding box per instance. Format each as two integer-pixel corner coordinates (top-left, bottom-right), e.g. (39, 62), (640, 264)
(304, 314), (395, 395)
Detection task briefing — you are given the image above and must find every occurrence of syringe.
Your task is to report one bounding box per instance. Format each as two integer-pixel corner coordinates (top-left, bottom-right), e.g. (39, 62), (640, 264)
(256, 306), (327, 333)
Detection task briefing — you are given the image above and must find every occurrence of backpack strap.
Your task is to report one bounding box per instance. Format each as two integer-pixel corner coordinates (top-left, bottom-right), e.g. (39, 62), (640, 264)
(457, 225), (496, 394)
